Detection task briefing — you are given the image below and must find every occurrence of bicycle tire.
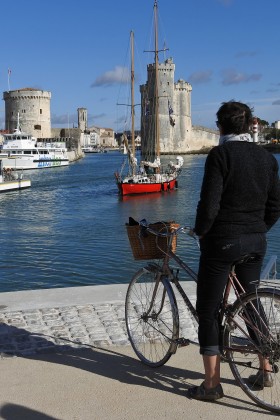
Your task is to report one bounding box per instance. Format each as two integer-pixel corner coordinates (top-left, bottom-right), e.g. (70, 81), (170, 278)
(125, 265), (179, 367)
(224, 288), (280, 413)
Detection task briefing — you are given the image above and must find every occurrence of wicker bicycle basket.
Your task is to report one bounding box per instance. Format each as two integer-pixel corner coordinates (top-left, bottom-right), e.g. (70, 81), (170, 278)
(126, 221), (179, 260)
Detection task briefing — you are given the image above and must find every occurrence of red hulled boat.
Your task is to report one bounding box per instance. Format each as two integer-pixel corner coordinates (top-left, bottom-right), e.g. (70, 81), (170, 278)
(115, 2), (183, 196)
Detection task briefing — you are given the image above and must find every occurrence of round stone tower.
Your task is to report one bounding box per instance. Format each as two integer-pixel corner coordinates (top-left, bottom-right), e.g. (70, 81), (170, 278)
(3, 88), (51, 138)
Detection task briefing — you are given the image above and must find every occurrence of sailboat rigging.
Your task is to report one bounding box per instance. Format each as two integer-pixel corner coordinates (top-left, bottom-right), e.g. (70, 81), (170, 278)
(115, 1), (184, 196)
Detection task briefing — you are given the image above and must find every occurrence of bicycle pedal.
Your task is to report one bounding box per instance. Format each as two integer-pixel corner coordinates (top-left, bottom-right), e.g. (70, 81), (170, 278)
(176, 338), (190, 347)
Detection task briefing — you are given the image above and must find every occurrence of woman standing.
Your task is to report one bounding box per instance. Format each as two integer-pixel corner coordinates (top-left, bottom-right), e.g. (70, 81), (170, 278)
(188, 101), (280, 400)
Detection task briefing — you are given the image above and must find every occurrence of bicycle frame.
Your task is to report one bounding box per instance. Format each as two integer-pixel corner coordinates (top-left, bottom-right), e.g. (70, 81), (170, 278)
(126, 223), (280, 413)
(148, 235), (275, 357)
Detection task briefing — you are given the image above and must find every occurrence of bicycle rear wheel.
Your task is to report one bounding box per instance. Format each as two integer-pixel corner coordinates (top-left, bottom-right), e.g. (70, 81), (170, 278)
(224, 288), (280, 413)
(125, 266), (179, 367)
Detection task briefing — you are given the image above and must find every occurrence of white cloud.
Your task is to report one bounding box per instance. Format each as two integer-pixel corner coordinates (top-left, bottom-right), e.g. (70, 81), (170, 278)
(51, 113), (76, 125)
(221, 69), (262, 85)
(91, 66), (130, 87)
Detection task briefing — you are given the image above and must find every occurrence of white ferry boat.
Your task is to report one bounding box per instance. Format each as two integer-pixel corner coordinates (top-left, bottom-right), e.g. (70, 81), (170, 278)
(0, 123), (69, 170)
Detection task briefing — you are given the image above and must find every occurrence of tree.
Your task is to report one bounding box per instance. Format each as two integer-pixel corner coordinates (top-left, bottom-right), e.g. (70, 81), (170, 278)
(264, 127), (280, 141)
(257, 118), (269, 127)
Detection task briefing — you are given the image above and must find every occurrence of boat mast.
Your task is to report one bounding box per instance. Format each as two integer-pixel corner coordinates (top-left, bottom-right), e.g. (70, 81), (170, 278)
(154, 0), (160, 159)
(16, 112), (21, 133)
(130, 30), (136, 175)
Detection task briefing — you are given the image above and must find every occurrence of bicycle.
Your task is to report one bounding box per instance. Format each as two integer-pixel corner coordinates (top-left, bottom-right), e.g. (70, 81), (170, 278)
(125, 219), (280, 413)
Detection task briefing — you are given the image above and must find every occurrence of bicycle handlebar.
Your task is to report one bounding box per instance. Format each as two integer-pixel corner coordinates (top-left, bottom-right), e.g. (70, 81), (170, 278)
(139, 219), (197, 240)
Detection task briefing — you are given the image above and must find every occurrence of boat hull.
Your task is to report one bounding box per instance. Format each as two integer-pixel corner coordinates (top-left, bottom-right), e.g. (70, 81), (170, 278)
(0, 179), (31, 192)
(118, 178), (178, 195)
(1, 157), (69, 170)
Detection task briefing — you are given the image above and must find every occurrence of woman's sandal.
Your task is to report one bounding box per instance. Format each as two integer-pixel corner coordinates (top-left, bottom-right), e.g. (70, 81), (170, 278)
(187, 382), (224, 401)
(248, 371), (273, 388)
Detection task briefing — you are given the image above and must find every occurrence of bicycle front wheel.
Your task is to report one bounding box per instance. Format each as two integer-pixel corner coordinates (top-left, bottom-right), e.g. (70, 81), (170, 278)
(224, 288), (280, 413)
(125, 266), (179, 367)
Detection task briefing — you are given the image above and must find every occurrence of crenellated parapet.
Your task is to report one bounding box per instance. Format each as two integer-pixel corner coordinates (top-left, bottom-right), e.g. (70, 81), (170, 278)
(140, 56), (219, 153)
(3, 88), (51, 138)
(174, 79), (192, 92)
(141, 57), (193, 154)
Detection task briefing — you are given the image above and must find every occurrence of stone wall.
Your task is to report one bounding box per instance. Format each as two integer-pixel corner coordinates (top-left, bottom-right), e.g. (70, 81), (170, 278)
(50, 127), (84, 161)
(61, 128), (81, 143)
(158, 126), (219, 154)
(67, 148), (84, 163)
(190, 126), (219, 152)
(3, 88), (51, 138)
(60, 128), (84, 159)
(51, 128), (61, 138)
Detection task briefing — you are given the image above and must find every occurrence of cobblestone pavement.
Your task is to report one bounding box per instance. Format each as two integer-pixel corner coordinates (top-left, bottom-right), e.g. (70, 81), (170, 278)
(0, 298), (198, 357)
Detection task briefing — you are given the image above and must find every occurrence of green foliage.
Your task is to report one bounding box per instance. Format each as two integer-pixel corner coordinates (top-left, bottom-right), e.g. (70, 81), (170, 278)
(264, 128), (280, 140)
(257, 118), (269, 126)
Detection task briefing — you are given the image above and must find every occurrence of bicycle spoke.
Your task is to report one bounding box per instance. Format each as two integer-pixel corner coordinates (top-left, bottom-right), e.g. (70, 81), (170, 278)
(224, 289), (280, 413)
(125, 267), (179, 367)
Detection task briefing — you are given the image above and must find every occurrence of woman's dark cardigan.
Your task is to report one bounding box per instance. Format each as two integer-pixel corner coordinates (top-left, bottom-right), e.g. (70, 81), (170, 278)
(194, 141), (280, 238)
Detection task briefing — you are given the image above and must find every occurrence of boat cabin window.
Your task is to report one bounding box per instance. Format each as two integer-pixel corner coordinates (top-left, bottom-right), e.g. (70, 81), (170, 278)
(24, 151), (32, 154)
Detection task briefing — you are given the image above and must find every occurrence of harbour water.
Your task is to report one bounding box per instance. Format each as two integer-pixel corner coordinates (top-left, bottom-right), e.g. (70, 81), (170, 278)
(0, 151), (279, 293)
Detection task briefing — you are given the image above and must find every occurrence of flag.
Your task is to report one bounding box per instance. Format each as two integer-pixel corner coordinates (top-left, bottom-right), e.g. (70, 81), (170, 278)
(145, 99), (150, 117)
(168, 100), (173, 115)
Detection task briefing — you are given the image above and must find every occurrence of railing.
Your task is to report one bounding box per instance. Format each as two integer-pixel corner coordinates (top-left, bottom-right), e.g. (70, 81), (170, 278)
(261, 255), (278, 281)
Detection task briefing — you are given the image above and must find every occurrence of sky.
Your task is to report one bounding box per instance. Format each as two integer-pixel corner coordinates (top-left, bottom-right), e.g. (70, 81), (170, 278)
(1, 0), (280, 132)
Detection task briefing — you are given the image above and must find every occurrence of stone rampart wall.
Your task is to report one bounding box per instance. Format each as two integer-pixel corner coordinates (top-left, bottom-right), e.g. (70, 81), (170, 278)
(160, 126), (219, 154)
(190, 126), (219, 151)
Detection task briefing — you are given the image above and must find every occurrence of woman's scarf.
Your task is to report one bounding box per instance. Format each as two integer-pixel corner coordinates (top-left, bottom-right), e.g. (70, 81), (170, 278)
(219, 133), (253, 145)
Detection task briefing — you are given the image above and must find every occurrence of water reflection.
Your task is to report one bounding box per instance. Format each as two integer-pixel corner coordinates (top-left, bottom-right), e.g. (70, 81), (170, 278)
(0, 152), (279, 292)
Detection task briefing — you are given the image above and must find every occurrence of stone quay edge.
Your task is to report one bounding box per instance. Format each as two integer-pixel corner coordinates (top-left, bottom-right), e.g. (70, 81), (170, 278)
(0, 282), (198, 357)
